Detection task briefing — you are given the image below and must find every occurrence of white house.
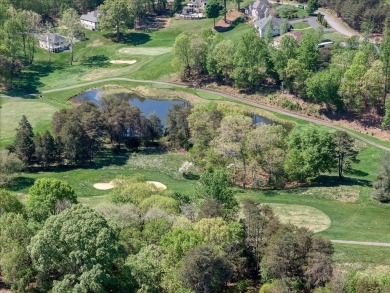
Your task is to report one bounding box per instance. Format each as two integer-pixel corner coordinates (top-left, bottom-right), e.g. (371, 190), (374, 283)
(254, 16), (289, 38)
(183, 0), (207, 14)
(37, 33), (67, 52)
(80, 10), (100, 30)
(247, 0), (271, 20)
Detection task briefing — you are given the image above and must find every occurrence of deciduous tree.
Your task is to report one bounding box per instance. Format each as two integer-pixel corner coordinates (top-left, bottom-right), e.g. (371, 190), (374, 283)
(333, 131), (359, 179)
(180, 245), (233, 293)
(29, 205), (134, 292)
(26, 178), (77, 222)
(205, 0), (222, 27)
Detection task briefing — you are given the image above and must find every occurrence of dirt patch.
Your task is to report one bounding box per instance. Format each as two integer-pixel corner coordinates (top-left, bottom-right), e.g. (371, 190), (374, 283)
(215, 10), (244, 31)
(93, 182), (114, 190)
(119, 47), (171, 56)
(110, 60), (137, 64)
(87, 39), (104, 47)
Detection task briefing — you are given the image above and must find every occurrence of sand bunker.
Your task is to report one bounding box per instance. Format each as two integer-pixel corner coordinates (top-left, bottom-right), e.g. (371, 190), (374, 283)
(93, 180), (167, 190)
(119, 47), (171, 56)
(147, 181), (167, 190)
(110, 60), (137, 64)
(93, 182), (115, 190)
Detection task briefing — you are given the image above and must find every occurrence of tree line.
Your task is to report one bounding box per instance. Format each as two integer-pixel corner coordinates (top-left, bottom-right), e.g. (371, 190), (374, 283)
(167, 102), (360, 187)
(6, 98), (360, 186)
(172, 28), (390, 126)
(6, 96), (163, 168)
(0, 171), (336, 292)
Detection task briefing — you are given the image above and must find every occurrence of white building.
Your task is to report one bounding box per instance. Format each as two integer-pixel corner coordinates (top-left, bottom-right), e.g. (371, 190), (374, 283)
(254, 16), (288, 38)
(248, 0), (271, 20)
(37, 33), (67, 52)
(183, 0), (207, 14)
(80, 10), (100, 30)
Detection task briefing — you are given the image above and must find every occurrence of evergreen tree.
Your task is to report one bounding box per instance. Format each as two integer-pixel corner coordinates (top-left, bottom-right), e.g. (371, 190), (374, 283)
(34, 130), (56, 168)
(14, 115), (35, 165)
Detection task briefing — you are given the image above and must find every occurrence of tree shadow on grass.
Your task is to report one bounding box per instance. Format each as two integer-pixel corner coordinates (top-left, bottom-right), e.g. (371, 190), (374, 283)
(80, 55), (110, 68)
(8, 61), (64, 96)
(7, 176), (35, 192)
(261, 174), (372, 198)
(104, 32), (151, 45)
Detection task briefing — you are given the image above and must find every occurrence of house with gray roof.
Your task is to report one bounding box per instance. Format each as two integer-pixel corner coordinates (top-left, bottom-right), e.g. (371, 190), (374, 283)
(80, 10), (100, 30)
(37, 33), (67, 52)
(248, 0), (271, 20)
(254, 16), (289, 38)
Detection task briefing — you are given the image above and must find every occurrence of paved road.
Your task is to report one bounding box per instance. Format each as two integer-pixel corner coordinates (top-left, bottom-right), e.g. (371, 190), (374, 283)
(318, 9), (357, 37)
(289, 16), (333, 32)
(331, 240), (390, 247)
(40, 77), (390, 152)
(269, 1), (358, 38)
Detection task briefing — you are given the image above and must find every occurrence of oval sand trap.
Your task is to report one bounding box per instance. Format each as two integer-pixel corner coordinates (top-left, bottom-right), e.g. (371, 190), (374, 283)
(147, 181), (167, 190)
(93, 182), (114, 190)
(110, 60), (137, 64)
(93, 180), (167, 191)
(119, 47), (171, 56)
(268, 203), (331, 233)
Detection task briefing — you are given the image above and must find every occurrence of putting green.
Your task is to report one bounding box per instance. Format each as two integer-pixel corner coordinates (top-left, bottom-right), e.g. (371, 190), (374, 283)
(268, 203), (331, 233)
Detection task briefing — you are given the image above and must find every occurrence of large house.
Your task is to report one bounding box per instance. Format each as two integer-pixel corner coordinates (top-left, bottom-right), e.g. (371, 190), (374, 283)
(37, 33), (67, 52)
(254, 16), (290, 38)
(183, 0), (207, 14)
(248, 0), (271, 20)
(80, 10), (100, 30)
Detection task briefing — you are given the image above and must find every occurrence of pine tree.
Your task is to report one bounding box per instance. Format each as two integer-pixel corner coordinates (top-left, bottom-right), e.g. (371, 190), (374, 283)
(35, 131), (56, 168)
(14, 115), (35, 165)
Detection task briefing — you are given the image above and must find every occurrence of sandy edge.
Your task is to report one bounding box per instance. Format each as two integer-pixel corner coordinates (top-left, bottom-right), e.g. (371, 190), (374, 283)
(110, 60), (137, 64)
(93, 180), (167, 190)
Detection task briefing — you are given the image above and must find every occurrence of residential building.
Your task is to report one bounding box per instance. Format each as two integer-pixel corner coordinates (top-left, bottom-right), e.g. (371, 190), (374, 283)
(80, 10), (100, 30)
(183, 0), (207, 14)
(254, 15), (288, 38)
(247, 0), (271, 20)
(37, 33), (67, 52)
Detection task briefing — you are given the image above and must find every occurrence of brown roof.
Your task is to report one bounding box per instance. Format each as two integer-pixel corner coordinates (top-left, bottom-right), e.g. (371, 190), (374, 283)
(274, 31), (302, 43)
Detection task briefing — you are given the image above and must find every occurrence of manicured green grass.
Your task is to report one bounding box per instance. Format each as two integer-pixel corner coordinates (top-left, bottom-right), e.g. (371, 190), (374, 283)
(0, 97), (62, 148)
(333, 244), (390, 265)
(291, 22), (311, 30)
(9, 149), (196, 197)
(322, 31), (349, 43)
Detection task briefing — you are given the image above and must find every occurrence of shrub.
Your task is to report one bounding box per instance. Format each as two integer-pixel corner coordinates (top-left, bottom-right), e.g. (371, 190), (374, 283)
(110, 182), (154, 204)
(140, 195), (180, 214)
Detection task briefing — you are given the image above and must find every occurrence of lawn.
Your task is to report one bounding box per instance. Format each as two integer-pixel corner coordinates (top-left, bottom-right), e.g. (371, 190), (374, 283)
(0, 97), (63, 148)
(291, 22), (311, 30)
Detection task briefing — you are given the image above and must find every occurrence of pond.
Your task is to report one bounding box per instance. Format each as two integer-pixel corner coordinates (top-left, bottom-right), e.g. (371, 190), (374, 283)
(71, 89), (187, 123)
(72, 89), (276, 126)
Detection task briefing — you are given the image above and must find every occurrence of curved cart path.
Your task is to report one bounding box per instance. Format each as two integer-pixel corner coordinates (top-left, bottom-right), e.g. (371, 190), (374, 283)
(331, 240), (390, 247)
(40, 77), (390, 152)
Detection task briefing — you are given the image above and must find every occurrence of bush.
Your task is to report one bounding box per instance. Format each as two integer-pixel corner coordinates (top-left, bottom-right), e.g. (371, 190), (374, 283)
(139, 195), (180, 214)
(109, 182), (154, 204)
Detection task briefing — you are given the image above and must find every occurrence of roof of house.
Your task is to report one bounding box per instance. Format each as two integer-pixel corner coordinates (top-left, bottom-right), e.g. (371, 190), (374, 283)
(80, 10), (100, 23)
(252, 0), (271, 10)
(274, 31), (302, 43)
(254, 15), (283, 30)
(37, 33), (67, 44)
